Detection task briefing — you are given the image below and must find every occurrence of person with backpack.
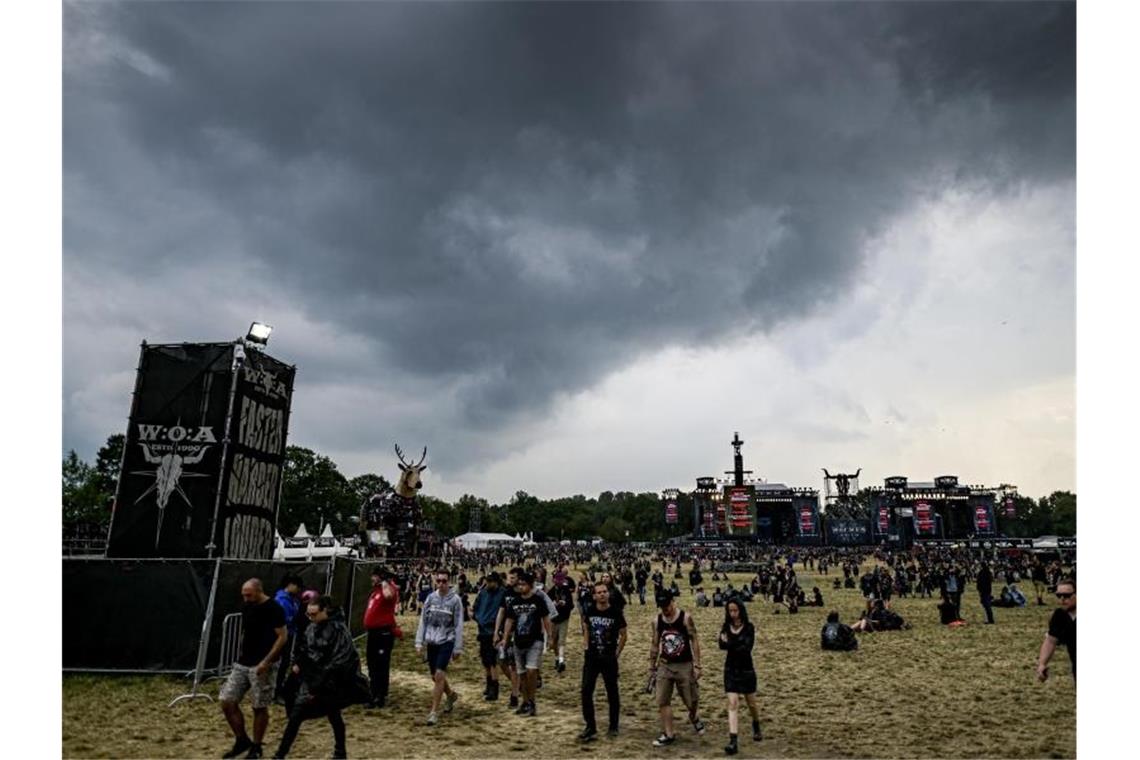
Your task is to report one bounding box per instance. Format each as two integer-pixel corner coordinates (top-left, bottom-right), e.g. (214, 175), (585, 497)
(820, 611), (858, 651)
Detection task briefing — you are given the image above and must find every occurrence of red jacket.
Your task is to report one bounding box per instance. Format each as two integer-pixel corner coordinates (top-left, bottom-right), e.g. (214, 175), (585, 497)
(363, 582), (399, 629)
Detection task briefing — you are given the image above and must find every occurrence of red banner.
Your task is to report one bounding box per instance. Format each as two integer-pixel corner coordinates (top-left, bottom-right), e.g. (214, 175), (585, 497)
(878, 506), (890, 533)
(665, 502), (679, 524)
(727, 487), (752, 528)
(914, 501), (934, 534)
(799, 505), (815, 534)
(974, 505), (991, 532)
(1004, 497), (1016, 518)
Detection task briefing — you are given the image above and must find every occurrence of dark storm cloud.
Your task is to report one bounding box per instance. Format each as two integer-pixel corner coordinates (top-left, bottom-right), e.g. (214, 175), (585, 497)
(63, 1), (1074, 470)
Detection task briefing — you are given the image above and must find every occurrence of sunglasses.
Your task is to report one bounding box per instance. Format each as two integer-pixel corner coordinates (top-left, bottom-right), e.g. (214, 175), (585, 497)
(1055, 592), (1074, 599)
(435, 578), (449, 583)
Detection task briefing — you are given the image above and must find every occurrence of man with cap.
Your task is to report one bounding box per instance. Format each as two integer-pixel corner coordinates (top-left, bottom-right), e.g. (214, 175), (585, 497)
(362, 566), (399, 708)
(649, 588), (706, 747)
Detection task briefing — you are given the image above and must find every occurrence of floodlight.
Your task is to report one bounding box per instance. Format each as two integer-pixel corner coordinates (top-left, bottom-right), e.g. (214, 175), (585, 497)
(246, 322), (273, 345)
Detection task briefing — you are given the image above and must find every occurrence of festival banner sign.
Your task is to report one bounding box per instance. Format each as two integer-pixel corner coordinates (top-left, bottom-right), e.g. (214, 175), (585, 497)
(1004, 497), (1017, 518)
(914, 501), (935, 535)
(665, 501), (679, 524)
(878, 506), (890, 534)
(217, 348), (296, 559)
(973, 504), (993, 533)
(726, 486), (754, 532)
(799, 504), (816, 535)
(827, 519), (870, 545)
(108, 343), (236, 558)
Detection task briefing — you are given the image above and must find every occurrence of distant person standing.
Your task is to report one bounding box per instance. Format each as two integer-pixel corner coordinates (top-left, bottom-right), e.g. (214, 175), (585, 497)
(1031, 559), (1050, 606)
(219, 579), (288, 759)
(1037, 578), (1076, 683)
(719, 599), (762, 755)
(362, 566), (399, 708)
(578, 581), (628, 742)
(976, 562), (995, 625)
(415, 569), (464, 726)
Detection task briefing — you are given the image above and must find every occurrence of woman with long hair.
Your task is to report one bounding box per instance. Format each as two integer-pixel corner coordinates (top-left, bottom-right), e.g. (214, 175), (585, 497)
(718, 599), (762, 755)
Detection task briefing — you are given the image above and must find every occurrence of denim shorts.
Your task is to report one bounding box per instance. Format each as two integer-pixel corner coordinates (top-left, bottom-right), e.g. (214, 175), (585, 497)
(425, 642), (455, 675)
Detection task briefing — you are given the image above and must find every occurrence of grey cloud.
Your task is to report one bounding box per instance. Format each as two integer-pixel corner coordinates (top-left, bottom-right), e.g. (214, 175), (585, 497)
(63, 1), (1074, 474)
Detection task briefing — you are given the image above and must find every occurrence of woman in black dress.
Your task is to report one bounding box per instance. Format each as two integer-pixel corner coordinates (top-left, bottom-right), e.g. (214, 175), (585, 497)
(718, 599), (762, 755)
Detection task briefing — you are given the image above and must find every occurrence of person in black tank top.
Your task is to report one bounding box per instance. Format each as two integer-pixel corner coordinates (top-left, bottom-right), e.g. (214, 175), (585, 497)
(649, 590), (705, 747)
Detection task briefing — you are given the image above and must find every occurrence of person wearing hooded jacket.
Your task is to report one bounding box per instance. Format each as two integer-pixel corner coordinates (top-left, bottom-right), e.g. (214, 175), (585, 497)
(272, 595), (360, 759)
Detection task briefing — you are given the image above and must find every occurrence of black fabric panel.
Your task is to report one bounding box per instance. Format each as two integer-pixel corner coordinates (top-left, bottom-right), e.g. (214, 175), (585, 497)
(62, 559), (215, 671)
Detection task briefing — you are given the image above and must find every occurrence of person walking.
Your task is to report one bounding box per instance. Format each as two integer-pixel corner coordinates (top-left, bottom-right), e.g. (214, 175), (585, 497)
(1037, 578), (1076, 683)
(414, 569), (464, 726)
(271, 596), (359, 759)
(719, 600), (762, 755)
(273, 575), (304, 701)
(976, 561), (995, 625)
(548, 571), (577, 674)
(362, 566), (399, 708)
(220, 579), (288, 759)
(578, 581), (627, 742)
(473, 572), (507, 701)
(649, 589), (706, 747)
(502, 571), (551, 716)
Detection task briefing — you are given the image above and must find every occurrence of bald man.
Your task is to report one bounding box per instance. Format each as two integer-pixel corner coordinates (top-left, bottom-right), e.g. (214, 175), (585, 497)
(220, 578), (288, 759)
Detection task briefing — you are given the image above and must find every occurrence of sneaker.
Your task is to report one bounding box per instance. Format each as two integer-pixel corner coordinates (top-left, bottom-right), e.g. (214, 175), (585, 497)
(509, 694), (519, 709)
(653, 733), (676, 747)
(690, 717), (707, 735)
(607, 728), (620, 739)
(514, 701), (529, 715)
(578, 728), (598, 743)
(425, 712), (438, 726)
(223, 737), (253, 759)
(556, 659), (566, 674)
(245, 745), (263, 760)
(525, 701), (537, 717)
(444, 692), (459, 713)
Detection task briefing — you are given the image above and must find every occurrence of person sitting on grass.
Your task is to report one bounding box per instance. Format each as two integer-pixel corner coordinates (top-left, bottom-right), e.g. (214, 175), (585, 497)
(821, 611), (858, 651)
(695, 587), (710, 608)
(852, 599), (907, 632)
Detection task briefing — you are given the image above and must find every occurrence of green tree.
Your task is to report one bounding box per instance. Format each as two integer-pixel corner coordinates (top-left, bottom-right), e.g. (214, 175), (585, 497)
(93, 434), (125, 495)
(280, 446), (358, 535)
(1044, 491), (1076, 536)
(597, 516), (633, 543)
(349, 473), (391, 504)
(62, 450), (105, 526)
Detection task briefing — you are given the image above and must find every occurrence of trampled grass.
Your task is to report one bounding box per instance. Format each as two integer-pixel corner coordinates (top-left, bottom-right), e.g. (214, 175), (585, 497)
(62, 565), (1075, 759)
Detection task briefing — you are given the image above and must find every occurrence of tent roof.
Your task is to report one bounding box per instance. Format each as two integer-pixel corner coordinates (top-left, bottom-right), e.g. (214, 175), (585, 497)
(320, 524), (335, 538)
(453, 532), (523, 543)
(294, 523), (310, 538)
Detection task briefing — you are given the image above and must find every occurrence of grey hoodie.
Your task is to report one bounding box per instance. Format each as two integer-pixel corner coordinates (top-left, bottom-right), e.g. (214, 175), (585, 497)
(414, 588), (464, 653)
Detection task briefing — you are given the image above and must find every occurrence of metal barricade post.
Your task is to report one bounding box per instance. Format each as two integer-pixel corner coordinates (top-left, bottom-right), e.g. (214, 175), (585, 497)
(170, 558), (222, 706)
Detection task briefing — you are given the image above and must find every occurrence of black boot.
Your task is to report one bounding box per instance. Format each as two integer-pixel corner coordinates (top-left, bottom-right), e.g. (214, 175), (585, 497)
(752, 719), (763, 741)
(724, 734), (739, 755)
(486, 680), (500, 701)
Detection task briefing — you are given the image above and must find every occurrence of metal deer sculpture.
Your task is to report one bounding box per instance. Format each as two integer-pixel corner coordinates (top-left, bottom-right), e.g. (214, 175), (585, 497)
(358, 444), (428, 558)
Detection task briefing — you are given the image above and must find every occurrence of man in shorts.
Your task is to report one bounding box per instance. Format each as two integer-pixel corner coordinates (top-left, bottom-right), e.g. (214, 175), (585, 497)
(415, 569), (464, 725)
(493, 567), (524, 707)
(502, 570), (550, 716)
(220, 578), (288, 759)
(649, 589), (705, 747)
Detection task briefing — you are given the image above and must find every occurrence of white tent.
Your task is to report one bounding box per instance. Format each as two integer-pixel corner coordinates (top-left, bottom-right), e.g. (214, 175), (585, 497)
(320, 523), (335, 538)
(452, 532), (524, 550)
(294, 523), (311, 539)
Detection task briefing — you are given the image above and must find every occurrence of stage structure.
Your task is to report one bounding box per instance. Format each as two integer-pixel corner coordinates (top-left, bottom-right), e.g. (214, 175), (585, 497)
(106, 338), (295, 560)
(690, 433), (820, 544)
(822, 468), (861, 518)
(866, 475), (1001, 547)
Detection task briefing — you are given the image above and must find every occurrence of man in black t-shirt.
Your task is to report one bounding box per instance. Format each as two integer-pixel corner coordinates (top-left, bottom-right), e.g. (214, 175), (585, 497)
(1037, 578), (1076, 683)
(578, 582), (628, 742)
(502, 572), (550, 716)
(219, 579), (288, 759)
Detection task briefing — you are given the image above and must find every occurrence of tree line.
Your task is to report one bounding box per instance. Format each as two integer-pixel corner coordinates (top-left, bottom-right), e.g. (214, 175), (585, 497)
(62, 436), (1075, 541)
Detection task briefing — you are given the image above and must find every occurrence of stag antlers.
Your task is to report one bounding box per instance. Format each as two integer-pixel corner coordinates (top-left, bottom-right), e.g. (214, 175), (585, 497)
(395, 443), (428, 469)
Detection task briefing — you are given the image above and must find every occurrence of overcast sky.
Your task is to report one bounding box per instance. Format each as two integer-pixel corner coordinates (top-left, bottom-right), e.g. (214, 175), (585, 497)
(63, 1), (1075, 503)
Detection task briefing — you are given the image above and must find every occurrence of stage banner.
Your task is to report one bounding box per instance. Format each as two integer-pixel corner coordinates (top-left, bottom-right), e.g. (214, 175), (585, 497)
(877, 506), (890, 534)
(107, 343), (237, 558)
(827, 519), (870, 545)
(914, 501), (935, 536)
(664, 501), (679, 524)
(217, 348), (296, 559)
(798, 504), (816, 535)
(1004, 496), (1017, 518)
(973, 501), (994, 534)
(725, 486), (755, 535)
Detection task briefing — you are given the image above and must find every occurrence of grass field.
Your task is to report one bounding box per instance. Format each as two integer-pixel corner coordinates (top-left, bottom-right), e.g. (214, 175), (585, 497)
(62, 563), (1076, 759)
